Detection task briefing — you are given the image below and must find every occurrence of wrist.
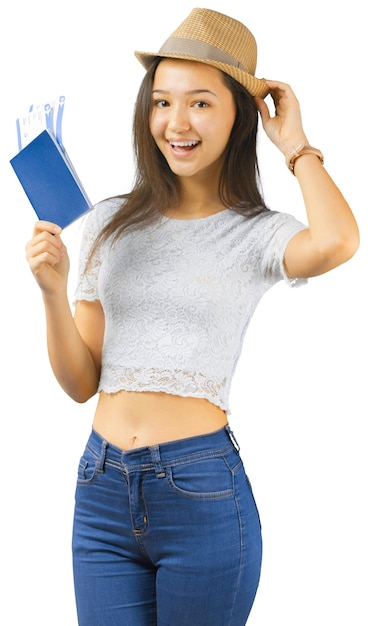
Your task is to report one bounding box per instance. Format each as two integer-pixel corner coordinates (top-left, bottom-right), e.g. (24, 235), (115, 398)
(285, 141), (324, 175)
(42, 284), (69, 307)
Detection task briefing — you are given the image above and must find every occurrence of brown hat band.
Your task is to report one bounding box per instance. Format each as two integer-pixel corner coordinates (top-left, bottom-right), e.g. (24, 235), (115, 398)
(158, 37), (249, 73)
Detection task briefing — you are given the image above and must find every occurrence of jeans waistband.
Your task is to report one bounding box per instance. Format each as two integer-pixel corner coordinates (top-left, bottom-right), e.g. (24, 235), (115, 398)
(87, 425), (240, 475)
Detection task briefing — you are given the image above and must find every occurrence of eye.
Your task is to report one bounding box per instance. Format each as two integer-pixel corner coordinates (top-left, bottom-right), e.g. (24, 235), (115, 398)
(153, 99), (169, 108)
(193, 101), (209, 108)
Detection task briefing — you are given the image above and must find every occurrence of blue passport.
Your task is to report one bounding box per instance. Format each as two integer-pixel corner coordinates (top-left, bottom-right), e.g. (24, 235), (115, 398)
(10, 129), (92, 229)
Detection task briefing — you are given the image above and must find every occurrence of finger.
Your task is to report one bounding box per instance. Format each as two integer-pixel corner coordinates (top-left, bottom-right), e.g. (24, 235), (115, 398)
(263, 79), (292, 91)
(32, 220), (62, 237)
(255, 97), (271, 125)
(26, 241), (64, 272)
(27, 229), (63, 253)
(26, 231), (64, 264)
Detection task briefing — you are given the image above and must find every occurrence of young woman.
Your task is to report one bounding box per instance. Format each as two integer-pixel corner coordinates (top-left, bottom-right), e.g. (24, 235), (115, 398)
(25, 8), (359, 626)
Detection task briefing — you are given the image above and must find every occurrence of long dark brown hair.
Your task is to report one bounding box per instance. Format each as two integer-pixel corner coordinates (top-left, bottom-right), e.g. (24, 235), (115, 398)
(91, 58), (268, 250)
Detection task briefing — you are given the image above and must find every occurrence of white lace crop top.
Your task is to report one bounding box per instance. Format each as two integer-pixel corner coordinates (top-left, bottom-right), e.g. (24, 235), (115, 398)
(74, 200), (307, 413)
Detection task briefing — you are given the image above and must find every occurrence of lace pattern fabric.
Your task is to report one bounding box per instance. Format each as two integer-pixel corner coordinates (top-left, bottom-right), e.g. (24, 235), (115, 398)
(74, 200), (307, 412)
(101, 365), (226, 403)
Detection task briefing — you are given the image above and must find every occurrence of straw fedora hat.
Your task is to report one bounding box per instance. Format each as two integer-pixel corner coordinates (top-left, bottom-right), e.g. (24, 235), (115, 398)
(135, 8), (268, 99)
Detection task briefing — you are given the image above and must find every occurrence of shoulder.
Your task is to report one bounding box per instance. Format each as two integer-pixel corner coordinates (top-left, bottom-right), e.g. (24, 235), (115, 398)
(247, 208), (304, 227)
(221, 208), (306, 238)
(243, 209), (307, 241)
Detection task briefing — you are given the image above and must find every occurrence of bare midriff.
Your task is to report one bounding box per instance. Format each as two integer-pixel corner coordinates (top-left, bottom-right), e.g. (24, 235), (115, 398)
(92, 390), (228, 450)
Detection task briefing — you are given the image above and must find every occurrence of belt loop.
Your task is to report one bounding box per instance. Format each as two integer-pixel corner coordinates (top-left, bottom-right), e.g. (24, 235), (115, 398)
(149, 445), (166, 478)
(225, 424), (240, 452)
(96, 439), (108, 473)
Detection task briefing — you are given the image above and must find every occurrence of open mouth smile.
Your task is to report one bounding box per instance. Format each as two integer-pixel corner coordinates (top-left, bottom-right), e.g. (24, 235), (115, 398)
(168, 140), (200, 153)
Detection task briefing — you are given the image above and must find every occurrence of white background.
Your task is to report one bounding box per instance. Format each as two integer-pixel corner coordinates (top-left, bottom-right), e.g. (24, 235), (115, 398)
(1, 1), (366, 624)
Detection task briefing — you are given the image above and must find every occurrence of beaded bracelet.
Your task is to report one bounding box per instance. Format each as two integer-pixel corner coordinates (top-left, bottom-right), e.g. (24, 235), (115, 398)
(286, 141), (324, 175)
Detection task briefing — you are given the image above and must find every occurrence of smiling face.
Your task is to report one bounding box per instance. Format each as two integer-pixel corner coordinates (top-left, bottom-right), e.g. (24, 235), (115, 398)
(149, 59), (236, 183)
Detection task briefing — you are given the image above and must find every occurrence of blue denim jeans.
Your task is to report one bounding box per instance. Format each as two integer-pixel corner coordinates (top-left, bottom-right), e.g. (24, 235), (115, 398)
(72, 425), (262, 625)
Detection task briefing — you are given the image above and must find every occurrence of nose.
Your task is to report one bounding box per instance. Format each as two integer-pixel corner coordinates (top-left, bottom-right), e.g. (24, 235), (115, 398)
(167, 105), (191, 133)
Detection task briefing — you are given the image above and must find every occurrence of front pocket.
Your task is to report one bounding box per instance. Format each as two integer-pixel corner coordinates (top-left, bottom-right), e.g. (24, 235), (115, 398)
(76, 446), (100, 484)
(166, 455), (234, 500)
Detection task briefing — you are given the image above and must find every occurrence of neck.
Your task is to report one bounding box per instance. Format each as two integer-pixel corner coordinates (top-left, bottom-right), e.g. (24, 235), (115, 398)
(168, 176), (227, 220)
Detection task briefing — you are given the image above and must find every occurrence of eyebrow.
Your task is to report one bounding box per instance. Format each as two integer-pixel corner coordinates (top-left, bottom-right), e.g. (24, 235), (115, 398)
(152, 89), (218, 97)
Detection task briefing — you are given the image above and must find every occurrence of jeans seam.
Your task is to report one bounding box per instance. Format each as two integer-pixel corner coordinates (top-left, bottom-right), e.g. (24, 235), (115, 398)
(227, 474), (244, 625)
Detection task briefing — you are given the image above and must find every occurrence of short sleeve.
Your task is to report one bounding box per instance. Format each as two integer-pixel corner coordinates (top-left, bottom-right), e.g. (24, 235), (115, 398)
(254, 211), (308, 288)
(73, 199), (119, 304)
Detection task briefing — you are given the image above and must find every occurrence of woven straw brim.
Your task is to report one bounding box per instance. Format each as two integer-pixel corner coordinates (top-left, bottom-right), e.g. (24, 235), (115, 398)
(135, 51), (269, 99)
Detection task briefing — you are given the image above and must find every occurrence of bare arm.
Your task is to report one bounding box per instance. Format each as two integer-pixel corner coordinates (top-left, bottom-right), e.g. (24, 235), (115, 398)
(255, 80), (360, 279)
(26, 221), (103, 402)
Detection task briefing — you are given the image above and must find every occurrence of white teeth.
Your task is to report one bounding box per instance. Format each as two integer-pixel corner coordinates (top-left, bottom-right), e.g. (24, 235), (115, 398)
(170, 141), (199, 147)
